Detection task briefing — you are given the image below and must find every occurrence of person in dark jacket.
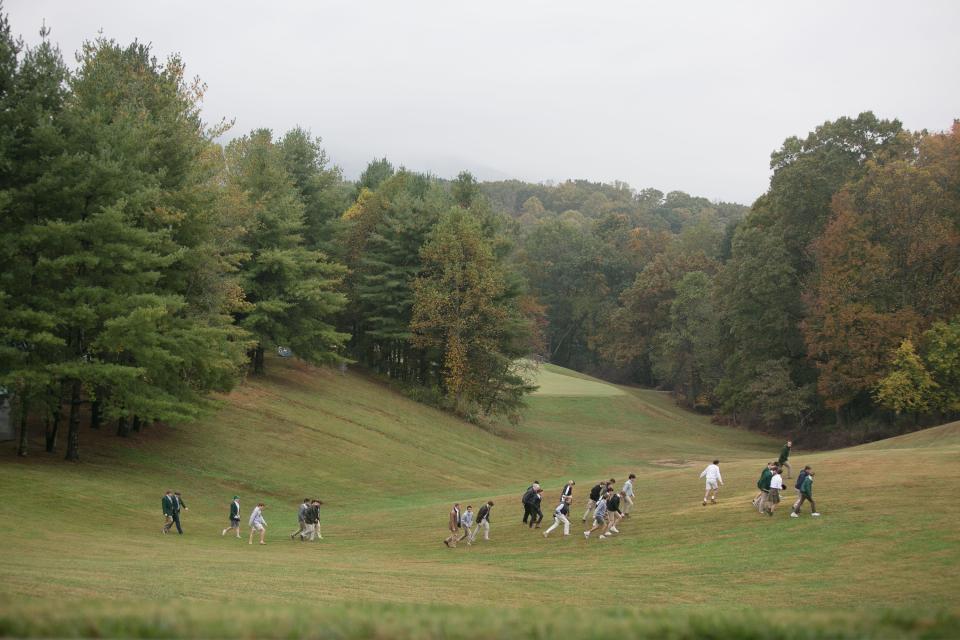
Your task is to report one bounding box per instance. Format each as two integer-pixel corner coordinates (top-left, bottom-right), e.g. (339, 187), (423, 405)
(222, 496), (241, 538)
(472, 501), (494, 542)
(582, 481), (604, 522)
(164, 491), (187, 534)
(791, 471), (820, 517)
(602, 491), (624, 537)
(528, 488), (544, 528)
(752, 462), (775, 513)
(302, 500), (323, 541)
(792, 466), (811, 510)
(778, 440), (793, 478)
(521, 486), (538, 525)
(161, 491), (175, 534)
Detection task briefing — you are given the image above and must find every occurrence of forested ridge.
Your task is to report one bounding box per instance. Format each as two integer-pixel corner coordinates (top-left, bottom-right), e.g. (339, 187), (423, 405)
(1, 9), (957, 460)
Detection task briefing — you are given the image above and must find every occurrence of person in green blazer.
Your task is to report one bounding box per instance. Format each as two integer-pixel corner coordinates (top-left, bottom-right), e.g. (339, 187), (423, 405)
(752, 463), (775, 513)
(222, 496), (242, 538)
(778, 440), (793, 478)
(791, 471), (820, 517)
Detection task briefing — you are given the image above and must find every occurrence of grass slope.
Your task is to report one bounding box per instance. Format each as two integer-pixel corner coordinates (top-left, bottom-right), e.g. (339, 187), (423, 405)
(0, 356), (958, 638)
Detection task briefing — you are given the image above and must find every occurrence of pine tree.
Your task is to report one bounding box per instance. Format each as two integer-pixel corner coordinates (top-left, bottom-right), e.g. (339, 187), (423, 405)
(228, 129), (348, 373)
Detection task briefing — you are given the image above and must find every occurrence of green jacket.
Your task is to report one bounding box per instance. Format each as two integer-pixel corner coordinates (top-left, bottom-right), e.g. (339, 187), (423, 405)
(162, 495), (175, 516)
(229, 501), (240, 520)
(801, 475), (813, 497)
(757, 467), (773, 491)
(779, 445), (791, 463)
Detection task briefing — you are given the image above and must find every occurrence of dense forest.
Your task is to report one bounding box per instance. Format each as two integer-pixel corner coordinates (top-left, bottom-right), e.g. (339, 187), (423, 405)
(1, 11), (958, 460)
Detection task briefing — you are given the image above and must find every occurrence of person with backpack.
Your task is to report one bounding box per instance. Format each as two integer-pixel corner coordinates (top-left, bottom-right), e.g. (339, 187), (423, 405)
(778, 440), (793, 479)
(222, 496), (241, 538)
(521, 485), (539, 525)
(443, 503), (461, 548)
(582, 481), (604, 523)
(248, 503), (267, 545)
(792, 471), (820, 518)
(543, 499), (571, 538)
(472, 501), (494, 542)
(290, 498), (310, 540)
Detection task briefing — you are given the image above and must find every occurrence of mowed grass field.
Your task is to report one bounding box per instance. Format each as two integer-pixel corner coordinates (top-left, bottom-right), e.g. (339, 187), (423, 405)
(0, 357), (958, 638)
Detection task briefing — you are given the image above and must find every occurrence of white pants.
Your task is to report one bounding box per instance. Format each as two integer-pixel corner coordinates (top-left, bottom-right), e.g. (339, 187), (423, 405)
(544, 514), (570, 536)
(472, 520), (489, 541)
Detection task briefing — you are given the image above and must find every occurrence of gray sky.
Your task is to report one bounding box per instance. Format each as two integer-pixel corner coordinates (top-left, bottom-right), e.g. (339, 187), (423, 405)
(7, 1), (960, 204)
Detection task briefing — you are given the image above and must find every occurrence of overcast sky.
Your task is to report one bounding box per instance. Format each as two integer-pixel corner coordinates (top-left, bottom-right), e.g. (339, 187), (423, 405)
(6, 1), (960, 204)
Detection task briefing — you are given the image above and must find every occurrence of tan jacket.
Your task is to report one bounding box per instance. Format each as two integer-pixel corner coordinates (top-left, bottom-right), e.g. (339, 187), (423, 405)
(448, 507), (460, 532)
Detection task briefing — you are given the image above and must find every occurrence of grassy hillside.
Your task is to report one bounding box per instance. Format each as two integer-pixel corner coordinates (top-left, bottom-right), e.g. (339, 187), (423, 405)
(0, 356), (958, 638)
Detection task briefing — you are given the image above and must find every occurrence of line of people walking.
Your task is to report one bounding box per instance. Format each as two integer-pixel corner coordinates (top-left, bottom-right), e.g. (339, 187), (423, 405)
(444, 501), (495, 547)
(750, 441), (820, 517)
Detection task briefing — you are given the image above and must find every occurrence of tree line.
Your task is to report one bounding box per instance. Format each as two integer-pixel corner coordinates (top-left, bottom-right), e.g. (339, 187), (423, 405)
(2, 10), (957, 460)
(0, 15), (537, 460)
(502, 115), (959, 443)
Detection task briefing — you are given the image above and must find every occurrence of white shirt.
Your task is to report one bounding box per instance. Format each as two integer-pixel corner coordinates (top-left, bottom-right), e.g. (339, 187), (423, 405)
(700, 464), (723, 484)
(622, 479), (635, 497)
(249, 506), (266, 527)
(769, 473), (783, 490)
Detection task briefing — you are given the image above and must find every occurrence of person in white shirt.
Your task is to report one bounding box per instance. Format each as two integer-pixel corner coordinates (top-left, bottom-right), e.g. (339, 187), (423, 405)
(622, 474), (636, 516)
(765, 466), (784, 516)
(699, 460), (723, 506)
(248, 503), (267, 545)
(543, 500), (571, 537)
(458, 505), (475, 544)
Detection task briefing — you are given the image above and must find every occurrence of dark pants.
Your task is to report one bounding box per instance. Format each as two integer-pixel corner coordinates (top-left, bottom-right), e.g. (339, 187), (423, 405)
(794, 493), (816, 514)
(164, 511), (183, 534)
(528, 506), (543, 528)
(522, 503), (534, 523)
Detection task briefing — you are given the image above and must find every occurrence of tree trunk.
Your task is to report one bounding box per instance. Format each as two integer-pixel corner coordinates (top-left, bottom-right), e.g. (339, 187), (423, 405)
(90, 397), (101, 430)
(45, 400), (62, 453)
(64, 381), (82, 461)
(117, 415), (130, 437)
(252, 344), (265, 375)
(132, 415), (141, 432)
(16, 396), (29, 457)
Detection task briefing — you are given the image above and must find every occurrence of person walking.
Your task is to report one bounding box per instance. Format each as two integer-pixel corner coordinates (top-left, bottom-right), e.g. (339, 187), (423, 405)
(584, 489), (612, 539)
(561, 480), (575, 505)
(528, 488), (544, 528)
(166, 491), (188, 534)
(699, 460), (723, 506)
(792, 466), (811, 510)
(602, 491), (624, 536)
(621, 474), (636, 517)
(472, 501), (494, 542)
(791, 471), (820, 518)
(459, 505), (475, 544)
(521, 483), (540, 525)
(291, 498), (310, 540)
(222, 496), (241, 538)
(779, 440), (793, 479)
(248, 503), (267, 545)
(161, 491), (175, 534)
(765, 466), (784, 516)
(543, 499), (571, 538)
(444, 503), (461, 548)
(302, 500), (323, 541)
(582, 481), (604, 523)
(753, 462), (775, 512)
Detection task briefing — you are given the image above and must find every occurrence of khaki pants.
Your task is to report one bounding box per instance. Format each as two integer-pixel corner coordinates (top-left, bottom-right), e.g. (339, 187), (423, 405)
(472, 520), (489, 541)
(544, 514), (570, 536)
(623, 495), (634, 514)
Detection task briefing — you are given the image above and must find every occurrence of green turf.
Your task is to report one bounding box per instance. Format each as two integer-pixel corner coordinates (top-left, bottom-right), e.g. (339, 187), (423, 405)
(0, 356), (957, 638)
